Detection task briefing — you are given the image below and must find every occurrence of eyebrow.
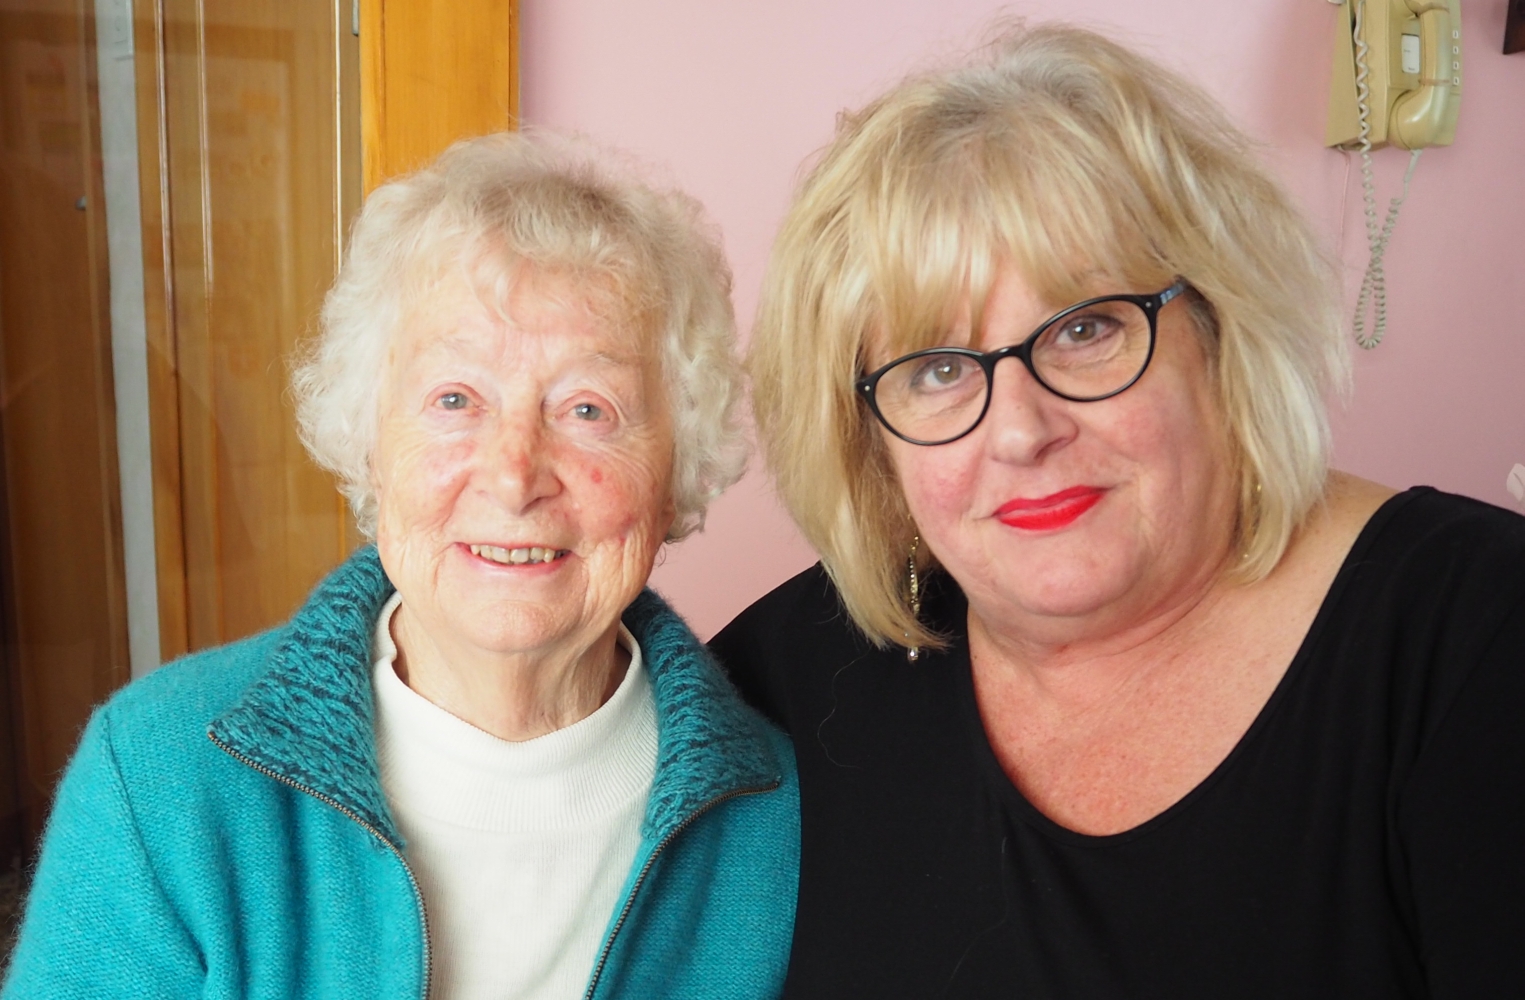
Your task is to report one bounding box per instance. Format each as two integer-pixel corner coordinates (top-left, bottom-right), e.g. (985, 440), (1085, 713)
(583, 350), (645, 370)
(412, 336), (645, 370)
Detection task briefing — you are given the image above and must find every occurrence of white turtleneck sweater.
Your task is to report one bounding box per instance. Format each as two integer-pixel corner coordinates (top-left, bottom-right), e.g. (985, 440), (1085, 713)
(371, 593), (658, 1000)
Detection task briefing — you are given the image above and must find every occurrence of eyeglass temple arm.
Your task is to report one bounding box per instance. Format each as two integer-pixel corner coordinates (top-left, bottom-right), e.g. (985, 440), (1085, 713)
(1155, 279), (1188, 309)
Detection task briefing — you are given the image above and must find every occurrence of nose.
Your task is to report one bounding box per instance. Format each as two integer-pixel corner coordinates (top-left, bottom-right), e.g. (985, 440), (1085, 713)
(481, 409), (561, 512)
(979, 355), (1076, 465)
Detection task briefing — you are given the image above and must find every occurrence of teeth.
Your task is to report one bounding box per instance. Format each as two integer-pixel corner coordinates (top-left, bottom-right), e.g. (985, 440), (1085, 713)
(469, 544), (564, 565)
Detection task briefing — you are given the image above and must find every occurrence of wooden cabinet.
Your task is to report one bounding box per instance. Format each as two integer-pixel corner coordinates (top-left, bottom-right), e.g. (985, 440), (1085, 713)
(0, 0), (516, 855)
(0, 0), (131, 848)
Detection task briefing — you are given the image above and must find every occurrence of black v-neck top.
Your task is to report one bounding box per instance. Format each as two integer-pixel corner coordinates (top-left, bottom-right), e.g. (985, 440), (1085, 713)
(711, 488), (1525, 998)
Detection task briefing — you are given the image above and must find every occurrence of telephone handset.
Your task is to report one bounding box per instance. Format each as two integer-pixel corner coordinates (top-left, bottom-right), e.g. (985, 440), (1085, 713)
(1326, 0), (1463, 347)
(1327, 0), (1462, 150)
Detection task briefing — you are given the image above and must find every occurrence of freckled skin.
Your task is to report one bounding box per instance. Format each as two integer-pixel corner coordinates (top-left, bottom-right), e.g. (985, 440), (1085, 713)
(371, 268), (676, 739)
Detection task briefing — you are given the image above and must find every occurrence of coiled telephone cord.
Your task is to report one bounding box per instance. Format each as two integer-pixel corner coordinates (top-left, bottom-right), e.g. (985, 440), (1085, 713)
(1350, 0), (1423, 350)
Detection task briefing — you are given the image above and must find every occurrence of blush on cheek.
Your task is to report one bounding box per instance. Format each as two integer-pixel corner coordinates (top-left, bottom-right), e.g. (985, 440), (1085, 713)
(908, 464), (972, 516)
(414, 440), (475, 483)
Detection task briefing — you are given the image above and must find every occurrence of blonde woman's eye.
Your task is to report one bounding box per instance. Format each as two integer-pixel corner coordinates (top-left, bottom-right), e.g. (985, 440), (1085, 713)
(572, 402), (605, 421)
(907, 354), (977, 393)
(438, 392), (469, 410)
(1054, 315), (1120, 348)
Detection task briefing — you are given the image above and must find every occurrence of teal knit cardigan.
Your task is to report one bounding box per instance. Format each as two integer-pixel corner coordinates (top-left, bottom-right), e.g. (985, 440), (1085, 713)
(2, 546), (799, 999)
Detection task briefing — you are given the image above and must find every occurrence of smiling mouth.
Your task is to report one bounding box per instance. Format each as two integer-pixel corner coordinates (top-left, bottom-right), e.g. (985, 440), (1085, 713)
(994, 487), (1106, 532)
(468, 544), (570, 566)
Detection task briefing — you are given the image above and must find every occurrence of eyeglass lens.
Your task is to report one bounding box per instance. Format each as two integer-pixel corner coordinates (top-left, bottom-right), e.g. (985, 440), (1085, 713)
(872, 298), (1153, 444)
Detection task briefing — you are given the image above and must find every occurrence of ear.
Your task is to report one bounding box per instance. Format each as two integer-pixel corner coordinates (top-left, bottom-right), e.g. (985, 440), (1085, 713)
(659, 491), (680, 543)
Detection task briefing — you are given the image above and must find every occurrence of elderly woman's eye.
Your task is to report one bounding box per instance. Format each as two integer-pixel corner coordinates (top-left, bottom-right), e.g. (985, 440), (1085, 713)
(572, 402), (605, 421)
(437, 392), (469, 410)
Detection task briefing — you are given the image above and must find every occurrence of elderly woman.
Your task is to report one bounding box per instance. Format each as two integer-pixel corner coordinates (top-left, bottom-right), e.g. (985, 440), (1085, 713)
(5, 133), (798, 998)
(713, 24), (1525, 999)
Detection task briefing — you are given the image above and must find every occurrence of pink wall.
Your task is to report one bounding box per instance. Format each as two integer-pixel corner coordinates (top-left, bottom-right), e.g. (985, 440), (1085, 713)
(521, 0), (1525, 639)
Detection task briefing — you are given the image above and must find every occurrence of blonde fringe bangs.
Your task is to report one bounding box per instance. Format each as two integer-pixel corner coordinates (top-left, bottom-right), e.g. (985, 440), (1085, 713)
(750, 24), (1346, 649)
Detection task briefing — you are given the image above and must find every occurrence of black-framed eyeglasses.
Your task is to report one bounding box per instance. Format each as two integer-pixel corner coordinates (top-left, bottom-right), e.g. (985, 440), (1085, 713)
(855, 279), (1189, 446)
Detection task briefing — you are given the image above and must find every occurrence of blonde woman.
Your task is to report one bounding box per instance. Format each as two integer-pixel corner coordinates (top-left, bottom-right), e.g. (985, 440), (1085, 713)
(714, 24), (1525, 998)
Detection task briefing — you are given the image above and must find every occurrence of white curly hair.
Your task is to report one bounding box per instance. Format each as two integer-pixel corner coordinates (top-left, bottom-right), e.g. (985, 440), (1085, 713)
(292, 130), (748, 541)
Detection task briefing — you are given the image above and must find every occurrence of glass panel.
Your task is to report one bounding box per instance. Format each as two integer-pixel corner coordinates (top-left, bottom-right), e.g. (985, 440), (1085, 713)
(154, 0), (362, 653)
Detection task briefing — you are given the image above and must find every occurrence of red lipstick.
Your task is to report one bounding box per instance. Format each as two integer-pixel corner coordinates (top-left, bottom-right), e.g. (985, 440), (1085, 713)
(995, 486), (1105, 532)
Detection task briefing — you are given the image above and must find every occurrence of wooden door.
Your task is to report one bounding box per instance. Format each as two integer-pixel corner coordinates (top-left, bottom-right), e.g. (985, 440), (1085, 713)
(139, 0), (519, 660)
(360, 0), (519, 192)
(0, 0), (131, 847)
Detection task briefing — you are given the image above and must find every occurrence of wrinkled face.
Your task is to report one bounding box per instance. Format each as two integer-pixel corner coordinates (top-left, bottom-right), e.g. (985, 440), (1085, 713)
(373, 268), (675, 661)
(878, 264), (1237, 633)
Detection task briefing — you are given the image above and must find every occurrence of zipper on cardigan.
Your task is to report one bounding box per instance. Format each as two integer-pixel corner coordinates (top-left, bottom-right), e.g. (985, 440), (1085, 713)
(207, 730), (433, 999)
(581, 780), (781, 1000)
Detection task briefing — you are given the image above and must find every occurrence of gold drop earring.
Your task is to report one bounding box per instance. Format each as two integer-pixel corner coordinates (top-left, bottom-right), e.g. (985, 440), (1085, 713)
(1241, 481), (1263, 562)
(904, 534), (922, 663)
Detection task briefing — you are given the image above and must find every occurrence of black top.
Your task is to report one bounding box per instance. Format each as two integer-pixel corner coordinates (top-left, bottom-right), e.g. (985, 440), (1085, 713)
(711, 488), (1525, 999)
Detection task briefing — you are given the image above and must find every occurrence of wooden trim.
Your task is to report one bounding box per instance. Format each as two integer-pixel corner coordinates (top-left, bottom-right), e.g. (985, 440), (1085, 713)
(338, 0), (367, 561)
(359, 0), (519, 194)
(134, 0), (189, 660)
(158, 0), (218, 649)
(78, 0), (132, 687)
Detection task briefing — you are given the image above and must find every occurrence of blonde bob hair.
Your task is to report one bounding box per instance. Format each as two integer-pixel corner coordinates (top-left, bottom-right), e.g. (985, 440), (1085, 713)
(294, 131), (747, 541)
(749, 24), (1348, 649)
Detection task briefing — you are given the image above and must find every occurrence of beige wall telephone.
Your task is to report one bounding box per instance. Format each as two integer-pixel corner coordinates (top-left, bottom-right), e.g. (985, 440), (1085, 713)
(1325, 0), (1463, 347)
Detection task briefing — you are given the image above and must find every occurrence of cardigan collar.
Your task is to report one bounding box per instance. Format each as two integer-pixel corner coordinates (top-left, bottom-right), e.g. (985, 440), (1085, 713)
(208, 546), (782, 849)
